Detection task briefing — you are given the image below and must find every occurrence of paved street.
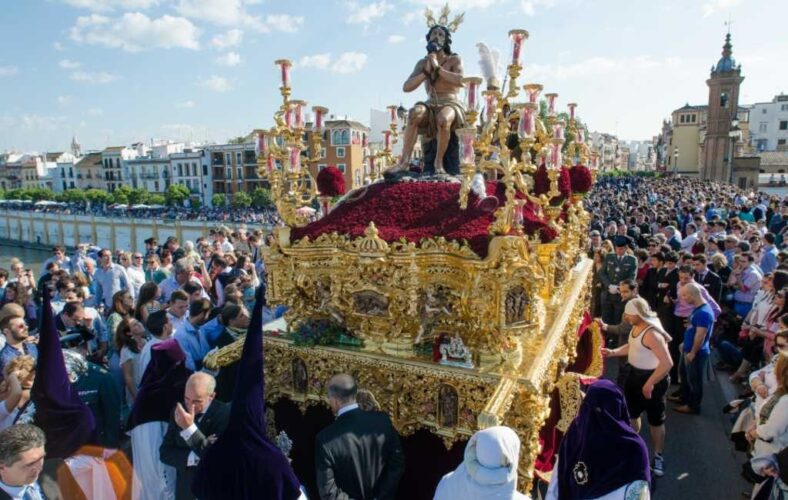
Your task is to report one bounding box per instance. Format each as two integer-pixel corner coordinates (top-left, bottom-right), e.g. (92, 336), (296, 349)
(605, 359), (751, 499)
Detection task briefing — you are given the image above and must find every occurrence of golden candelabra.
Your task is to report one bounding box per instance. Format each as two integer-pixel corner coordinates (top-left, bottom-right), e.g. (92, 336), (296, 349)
(368, 105), (401, 182)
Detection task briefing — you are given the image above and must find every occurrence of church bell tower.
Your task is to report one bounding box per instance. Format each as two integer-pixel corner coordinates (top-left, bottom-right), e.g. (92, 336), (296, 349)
(702, 32), (744, 182)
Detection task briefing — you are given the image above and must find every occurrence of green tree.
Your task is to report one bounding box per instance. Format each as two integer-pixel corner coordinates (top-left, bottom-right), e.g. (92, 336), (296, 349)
(231, 191), (252, 208)
(56, 189), (87, 204)
(212, 193), (226, 208)
(0, 188), (5, 200)
(251, 187), (273, 209)
(227, 136), (247, 144)
(127, 188), (149, 205)
(6, 188), (30, 200)
(85, 188), (113, 205)
(190, 197), (202, 211)
(112, 185), (132, 205)
(165, 184), (190, 206)
(147, 194), (166, 205)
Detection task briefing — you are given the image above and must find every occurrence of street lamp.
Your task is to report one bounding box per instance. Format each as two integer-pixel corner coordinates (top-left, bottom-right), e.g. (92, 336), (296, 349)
(728, 119), (742, 185)
(673, 146), (679, 176)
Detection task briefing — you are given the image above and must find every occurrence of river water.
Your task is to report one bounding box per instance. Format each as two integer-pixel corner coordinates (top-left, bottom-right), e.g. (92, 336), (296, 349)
(0, 244), (51, 273)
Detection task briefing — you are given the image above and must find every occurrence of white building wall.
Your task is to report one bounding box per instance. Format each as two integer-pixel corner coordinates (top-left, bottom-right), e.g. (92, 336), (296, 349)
(751, 96), (788, 152)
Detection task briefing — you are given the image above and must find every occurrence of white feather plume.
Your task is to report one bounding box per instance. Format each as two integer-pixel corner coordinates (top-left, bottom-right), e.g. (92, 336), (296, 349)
(476, 42), (501, 89)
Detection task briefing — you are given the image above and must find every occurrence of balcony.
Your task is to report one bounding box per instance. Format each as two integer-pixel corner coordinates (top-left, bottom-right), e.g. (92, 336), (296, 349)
(139, 173), (159, 180)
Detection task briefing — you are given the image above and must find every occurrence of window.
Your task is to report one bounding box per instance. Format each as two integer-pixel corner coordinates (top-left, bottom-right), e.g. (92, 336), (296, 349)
(779, 139), (787, 146)
(763, 108), (768, 114)
(178, 164), (183, 176)
(782, 104), (788, 111)
(720, 92), (729, 108)
(780, 121), (788, 130)
(225, 153), (231, 165)
(691, 114), (696, 123)
(336, 147), (346, 158)
(202, 164), (208, 176)
(226, 167), (232, 179)
(320, 148), (326, 159)
(337, 164), (346, 173)
(679, 115), (686, 124)
(236, 152), (242, 165)
(317, 164), (326, 171)
(760, 122), (769, 134)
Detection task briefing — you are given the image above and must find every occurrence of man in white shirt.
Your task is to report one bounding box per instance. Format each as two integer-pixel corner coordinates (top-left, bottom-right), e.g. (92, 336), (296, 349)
(125, 253), (146, 300)
(0, 424), (48, 500)
(680, 223), (699, 251)
(166, 291), (190, 337)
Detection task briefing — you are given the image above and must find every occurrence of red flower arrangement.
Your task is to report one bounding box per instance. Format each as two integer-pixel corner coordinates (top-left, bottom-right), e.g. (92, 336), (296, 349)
(569, 165), (593, 194)
(316, 166), (345, 197)
(532, 164), (571, 204)
(292, 181), (556, 259)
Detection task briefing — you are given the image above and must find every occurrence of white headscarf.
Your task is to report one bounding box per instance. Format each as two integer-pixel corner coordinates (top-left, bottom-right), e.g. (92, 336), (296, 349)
(434, 426), (530, 500)
(624, 298), (672, 342)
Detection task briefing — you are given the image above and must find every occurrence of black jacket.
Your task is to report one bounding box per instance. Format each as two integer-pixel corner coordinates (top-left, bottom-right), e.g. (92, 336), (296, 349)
(160, 400), (231, 500)
(315, 408), (405, 500)
(695, 269), (723, 304)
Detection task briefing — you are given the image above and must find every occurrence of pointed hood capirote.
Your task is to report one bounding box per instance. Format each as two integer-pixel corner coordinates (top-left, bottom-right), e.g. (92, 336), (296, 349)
(127, 338), (191, 430)
(192, 284), (301, 500)
(32, 286), (96, 459)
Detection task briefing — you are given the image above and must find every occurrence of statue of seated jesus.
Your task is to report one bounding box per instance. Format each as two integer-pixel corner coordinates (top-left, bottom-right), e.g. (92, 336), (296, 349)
(386, 17), (466, 176)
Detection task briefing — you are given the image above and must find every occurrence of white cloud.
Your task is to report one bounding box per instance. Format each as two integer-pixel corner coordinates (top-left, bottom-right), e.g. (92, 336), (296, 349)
(264, 14), (304, 33)
(175, 0), (302, 33)
(346, 1), (392, 24)
(176, 100), (196, 108)
(53, 42), (66, 51)
(87, 107), (104, 116)
(298, 52), (368, 74)
(0, 66), (19, 76)
(2, 114), (67, 131)
(702, 0), (743, 17)
(411, 0), (500, 10)
(210, 28), (243, 49)
(60, 0), (160, 11)
(527, 56), (678, 81)
(69, 13), (200, 52)
(57, 95), (73, 105)
(299, 53), (332, 70)
(215, 51), (243, 67)
(401, 9), (421, 24)
(70, 70), (118, 84)
(331, 52), (368, 74)
(520, 0), (554, 15)
(58, 59), (82, 69)
(199, 75), (232, 92)
(387, 34), (405, 44)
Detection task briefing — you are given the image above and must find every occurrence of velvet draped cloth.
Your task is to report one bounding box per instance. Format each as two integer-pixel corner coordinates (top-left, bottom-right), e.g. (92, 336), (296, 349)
(556, 380), (650, 500)
(32, 287), (96, 459)
(192, 285), (302, 500)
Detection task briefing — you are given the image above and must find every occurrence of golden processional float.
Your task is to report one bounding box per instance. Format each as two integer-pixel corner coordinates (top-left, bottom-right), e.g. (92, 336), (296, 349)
(206, 4), (603, 495)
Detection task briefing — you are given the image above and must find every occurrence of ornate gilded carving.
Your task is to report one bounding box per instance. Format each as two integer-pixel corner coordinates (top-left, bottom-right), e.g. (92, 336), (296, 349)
(438, 384), (459, 428)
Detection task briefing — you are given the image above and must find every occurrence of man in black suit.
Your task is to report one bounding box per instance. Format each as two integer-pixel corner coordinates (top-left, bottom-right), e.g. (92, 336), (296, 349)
(160, 372), (230, 500)
(315, 374), (405, 500)
(692, 254), (722, 304)
(0, 424), (61, 500)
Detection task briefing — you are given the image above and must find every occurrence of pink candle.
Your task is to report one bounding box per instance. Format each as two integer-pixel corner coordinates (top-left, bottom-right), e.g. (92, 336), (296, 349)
(275, 60), (292, 87)
(518, 106), (535, 139)
(257, 132), (268, 156)
(568, 103), (577, 121)
(485, 93), (497, 120)
(460, 131), (474, 165)
(388, 106), (397, 124)
(550, 144), (562, 169)
(315, 110), (323, 130)
(384, 131), (392, 150)
(294, 103), (304, 128)
(289, 147), (301, 173)
(525, 84), (542, 104)
(576, 128), (585, 144)
(509, 30), (527, 66)
(553, 123), (564, 141)
(285, 107), (293, 128)
(546, 94), (557, 116)
(266, 154), (275, 174)
(467, 80), (478, 110)
(369, 156), (376, 172)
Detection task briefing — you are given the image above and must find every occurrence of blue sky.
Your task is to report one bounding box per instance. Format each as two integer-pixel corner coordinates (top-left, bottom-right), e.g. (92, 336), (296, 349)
(1, 0), (786, 152)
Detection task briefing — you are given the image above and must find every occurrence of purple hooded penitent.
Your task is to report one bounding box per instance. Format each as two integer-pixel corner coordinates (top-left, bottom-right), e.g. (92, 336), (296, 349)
(192, 285), (301, 500)
(32, 287), (95, 458)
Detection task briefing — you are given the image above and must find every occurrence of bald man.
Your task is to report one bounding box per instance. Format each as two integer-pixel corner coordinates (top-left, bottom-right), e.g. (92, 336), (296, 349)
(673, 283), (715, 415)
(315, 374), (405, 500)
(160, 373), (230, 500)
